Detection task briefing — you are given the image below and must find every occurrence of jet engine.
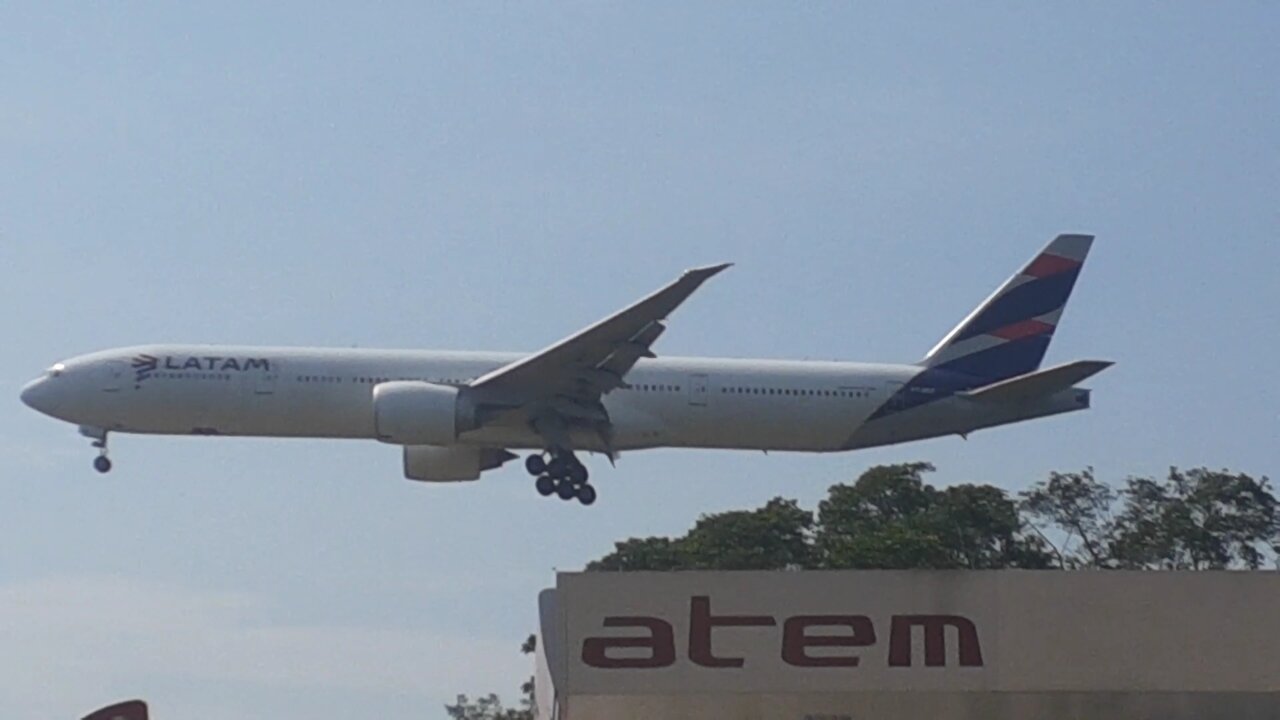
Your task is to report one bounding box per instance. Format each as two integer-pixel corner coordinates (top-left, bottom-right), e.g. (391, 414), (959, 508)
(402, 445), (517, 482)
(372, 381), (478, 445)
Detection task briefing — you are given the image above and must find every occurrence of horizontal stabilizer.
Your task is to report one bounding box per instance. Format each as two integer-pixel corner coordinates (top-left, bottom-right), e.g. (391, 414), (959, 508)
(960, 360), (1113, 403)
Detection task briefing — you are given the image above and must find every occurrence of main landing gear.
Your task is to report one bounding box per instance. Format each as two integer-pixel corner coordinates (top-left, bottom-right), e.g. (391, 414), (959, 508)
(526, 452), (596, 506)
(80, 425), (112, 473)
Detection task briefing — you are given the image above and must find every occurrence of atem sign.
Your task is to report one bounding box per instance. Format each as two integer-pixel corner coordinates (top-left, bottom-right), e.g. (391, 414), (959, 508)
(581, 596), (983, 669)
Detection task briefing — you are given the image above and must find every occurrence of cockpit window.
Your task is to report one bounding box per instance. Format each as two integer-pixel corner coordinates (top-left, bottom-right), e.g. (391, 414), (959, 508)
(47, 363), (66, 377)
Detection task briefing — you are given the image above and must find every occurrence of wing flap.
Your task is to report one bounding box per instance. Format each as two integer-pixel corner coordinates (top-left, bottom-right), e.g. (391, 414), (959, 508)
(593, 321), (665, 386)
(960, 359), (1113, 403)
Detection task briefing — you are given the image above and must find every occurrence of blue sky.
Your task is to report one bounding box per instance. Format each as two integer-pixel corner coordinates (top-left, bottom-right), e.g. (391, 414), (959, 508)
(2, 3), (1278, 718)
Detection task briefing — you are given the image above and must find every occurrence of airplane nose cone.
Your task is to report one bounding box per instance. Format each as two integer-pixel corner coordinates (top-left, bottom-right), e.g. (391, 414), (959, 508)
(20, 376), (57, 414)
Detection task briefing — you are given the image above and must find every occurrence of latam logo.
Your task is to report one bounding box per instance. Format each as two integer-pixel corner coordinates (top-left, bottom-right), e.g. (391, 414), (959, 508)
(131, 354), (270, 382)
(582, 596), (983, 670)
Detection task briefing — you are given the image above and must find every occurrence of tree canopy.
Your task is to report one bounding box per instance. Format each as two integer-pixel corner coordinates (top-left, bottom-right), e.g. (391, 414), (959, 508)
(590, 463), (1278, 573)
(444, 694), (529, 720)
(591, 462), (1065, 572)
(587, 497), (814, 571)
(1023, 467), (1280, 569)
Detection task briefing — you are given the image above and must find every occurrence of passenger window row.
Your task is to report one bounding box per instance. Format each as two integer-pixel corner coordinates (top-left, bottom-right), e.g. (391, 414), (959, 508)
(721, 386), (869, 398)
(296, 376), (469, 385)
(289, 375), (864, 399)
(628, 384), (681, 392)
(154, 371), (232, 381)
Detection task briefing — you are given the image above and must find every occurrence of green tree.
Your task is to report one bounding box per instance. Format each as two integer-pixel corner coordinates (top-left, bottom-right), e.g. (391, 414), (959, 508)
(1021, 466), (1279, 570)
(1109, 468), (1279, 570)
(1020, 468), (1117, 568)
(444, 694), (528, 720)
(588, 497), (814, 571)
(680, 497), (814, 570)
(591, 464), (1052, 572)
(816, 463), (1053, 569)
(815, 462), (952, 569)
(445, 635), (537, 720)
(938, 483), (1057, 569)
(586, 536), (687, 572)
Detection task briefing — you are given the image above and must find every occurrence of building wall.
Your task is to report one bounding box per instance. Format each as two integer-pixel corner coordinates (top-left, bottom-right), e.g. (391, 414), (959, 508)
(539, 571), (1280, 720)
(564, 691), (1280, 720)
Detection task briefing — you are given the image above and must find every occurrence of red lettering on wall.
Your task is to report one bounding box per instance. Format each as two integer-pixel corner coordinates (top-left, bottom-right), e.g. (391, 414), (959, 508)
(689, 595), (777, 668)
(581, 617), (675, 668)
(781, 615), (877, 667)
(579, 599), (984, 671)
(887, 615), (983, 667)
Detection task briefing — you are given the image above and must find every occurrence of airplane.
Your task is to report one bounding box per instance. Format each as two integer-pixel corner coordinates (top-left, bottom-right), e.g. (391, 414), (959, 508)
(21, 234), (1109, 506)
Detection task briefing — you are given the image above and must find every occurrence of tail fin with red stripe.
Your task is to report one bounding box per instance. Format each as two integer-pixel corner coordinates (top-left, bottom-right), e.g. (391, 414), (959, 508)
(921, 234), (1094, 382)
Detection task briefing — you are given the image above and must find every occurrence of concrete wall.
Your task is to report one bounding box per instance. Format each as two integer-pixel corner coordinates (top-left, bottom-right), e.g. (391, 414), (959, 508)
(539, 570), (1280, 720)
(564, 692), (1280, 720)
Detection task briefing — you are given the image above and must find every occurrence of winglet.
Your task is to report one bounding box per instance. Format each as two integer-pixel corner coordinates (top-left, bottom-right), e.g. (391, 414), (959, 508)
(683, 262), (733, 280)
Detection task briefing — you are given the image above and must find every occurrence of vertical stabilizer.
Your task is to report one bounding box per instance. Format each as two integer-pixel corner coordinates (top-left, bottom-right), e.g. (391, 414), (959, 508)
(921, 234), (1094, 382)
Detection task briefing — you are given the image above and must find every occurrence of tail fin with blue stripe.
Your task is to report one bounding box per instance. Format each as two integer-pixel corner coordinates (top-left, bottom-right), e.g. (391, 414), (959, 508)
(921, 234), (1094, 383)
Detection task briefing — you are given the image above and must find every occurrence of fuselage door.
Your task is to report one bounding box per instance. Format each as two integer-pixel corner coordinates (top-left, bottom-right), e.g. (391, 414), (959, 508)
(688, 373), (709, 407)
(101, 360), (125, 393)
(254, 364), (279, 395)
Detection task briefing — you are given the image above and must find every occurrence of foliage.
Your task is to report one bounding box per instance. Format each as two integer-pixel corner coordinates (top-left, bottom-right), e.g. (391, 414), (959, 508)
(592, 463), (1055, 572)
(445, 694), (530, 720)
(588, 498), (814, 571)
(1109, 468), (1280, 570)
(1021, 466), (1279, 570)
(683, 497), (815, 569)
(585, 536), (688, 572)
(1020, 468), (1116, 567)
(591, 463), (1277, 574)
(445, 635), (538, 720)
(815, 463), (1054, 569)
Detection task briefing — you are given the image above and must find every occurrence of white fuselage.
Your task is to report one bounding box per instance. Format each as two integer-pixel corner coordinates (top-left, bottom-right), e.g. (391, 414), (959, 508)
(21, 344), (1088, 458)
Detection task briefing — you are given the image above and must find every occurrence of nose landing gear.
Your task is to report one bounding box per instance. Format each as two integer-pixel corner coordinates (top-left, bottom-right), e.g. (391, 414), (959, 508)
(80, 425), (112, 473)
(526, 451), (595, 506)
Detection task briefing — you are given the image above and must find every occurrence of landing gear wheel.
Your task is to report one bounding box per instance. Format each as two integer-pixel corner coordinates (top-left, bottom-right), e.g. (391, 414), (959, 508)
(535, 475), (555, 496)
(525, 455), (547, 476)
(547, 456), (569, 478)
(533, 448), (593, 503)
(93, 456), (112, 474)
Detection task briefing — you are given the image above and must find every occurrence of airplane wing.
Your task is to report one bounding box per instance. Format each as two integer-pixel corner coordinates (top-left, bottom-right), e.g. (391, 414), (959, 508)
(468, 263), (731, 435)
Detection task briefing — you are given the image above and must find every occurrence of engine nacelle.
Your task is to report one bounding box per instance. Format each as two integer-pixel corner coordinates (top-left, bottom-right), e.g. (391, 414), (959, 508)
(403, 445), (517, 482)
(372, 381), (476, 446)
